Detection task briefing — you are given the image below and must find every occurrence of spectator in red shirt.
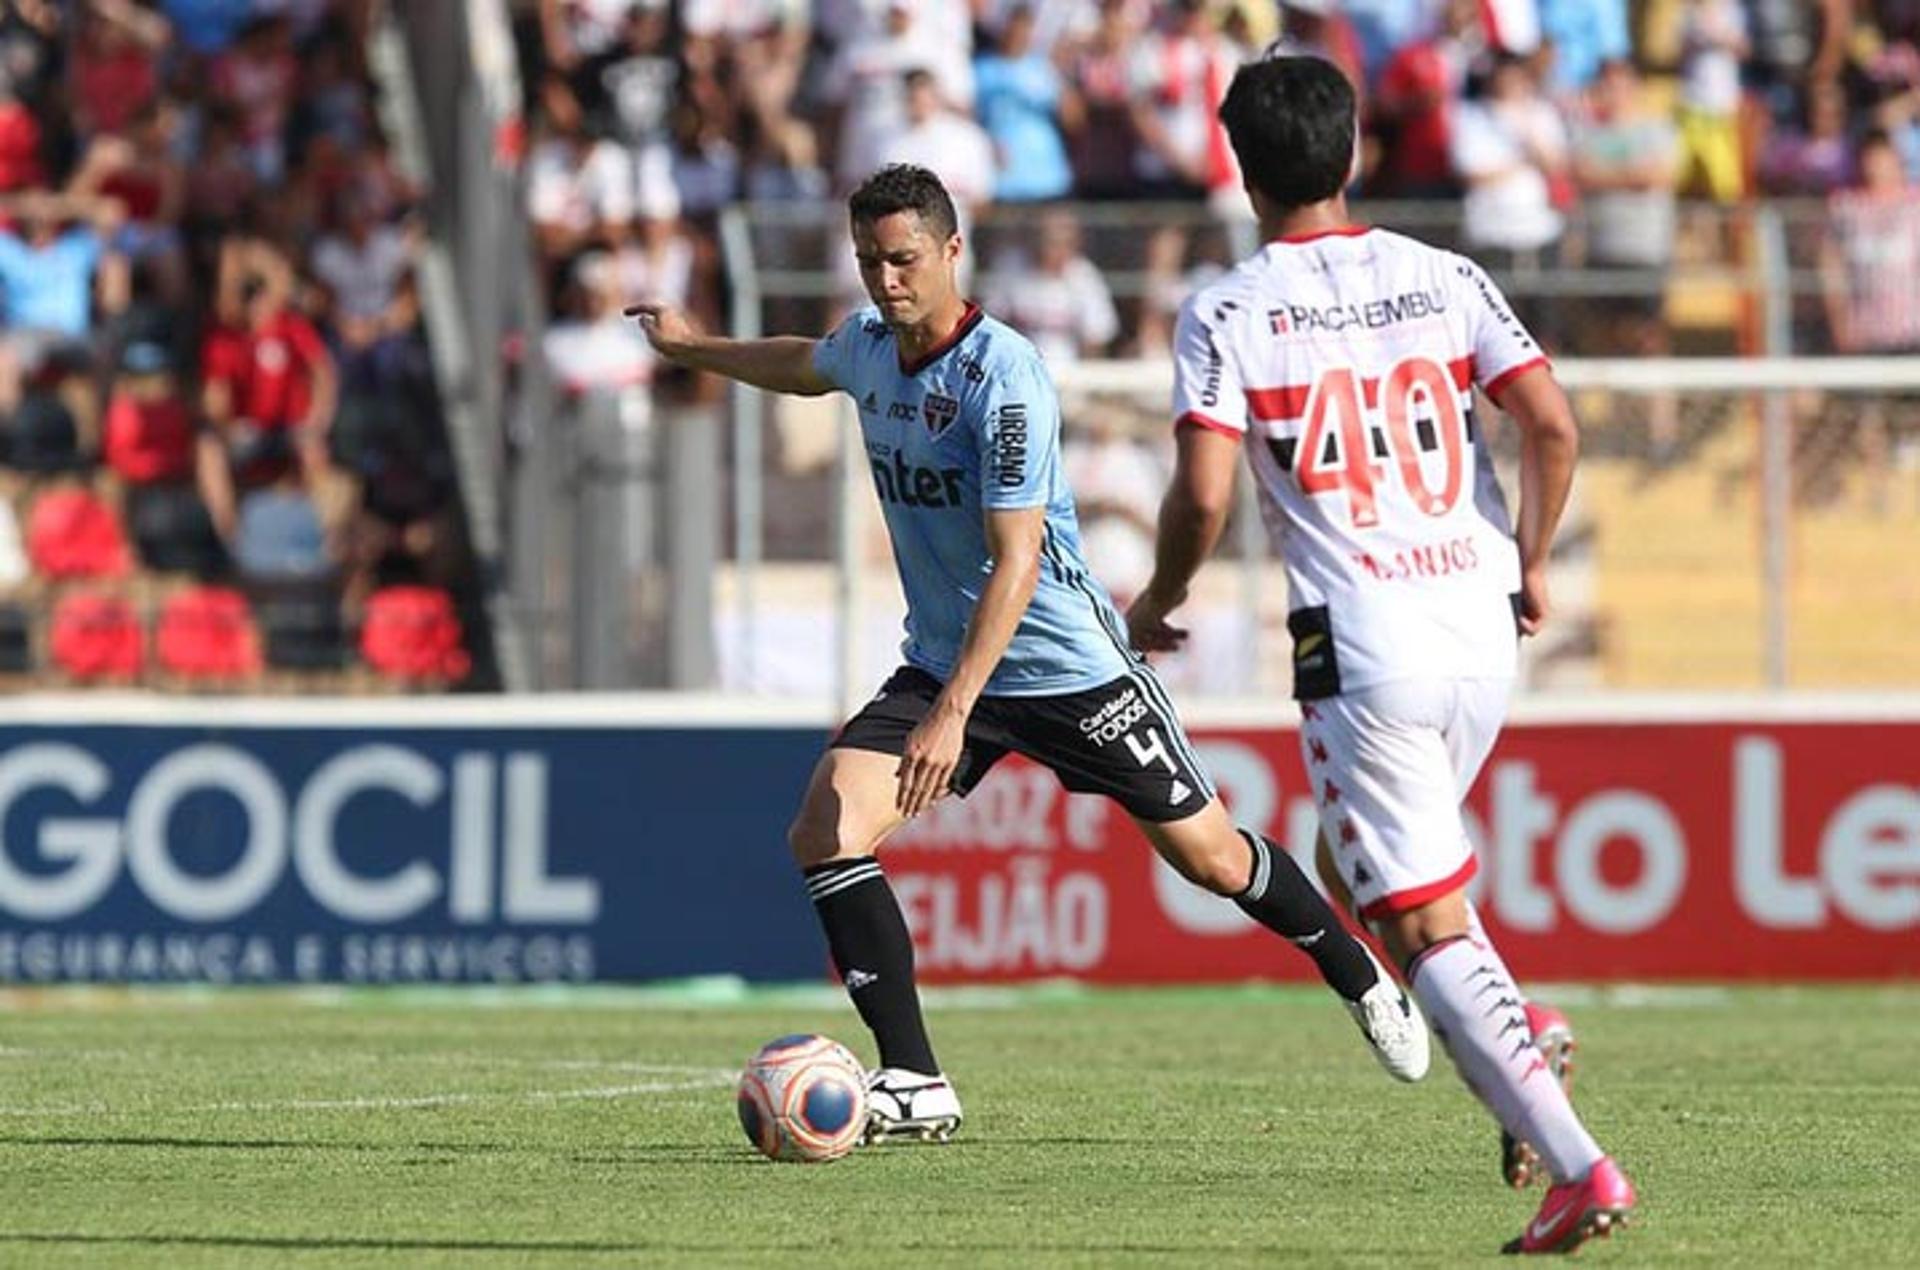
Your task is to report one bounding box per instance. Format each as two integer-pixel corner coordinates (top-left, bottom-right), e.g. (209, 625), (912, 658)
(1373, 0), (1481, 198)
(0, 85), (44, 194)
(69, 0), (170, 140)
(106, 341), (198, 485)
(200, 238), (337, 504)
(66, 101), (189, 304)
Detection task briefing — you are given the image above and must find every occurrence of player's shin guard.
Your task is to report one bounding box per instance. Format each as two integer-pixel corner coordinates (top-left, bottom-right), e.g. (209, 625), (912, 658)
(1234, 830), (1379, 1001)
(1409, 934), (1606, 1184)
(804, 857), (940, 1077)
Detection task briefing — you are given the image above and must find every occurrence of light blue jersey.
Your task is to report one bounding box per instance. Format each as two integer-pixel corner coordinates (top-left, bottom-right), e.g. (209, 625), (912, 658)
(812, 304), (1135, 696)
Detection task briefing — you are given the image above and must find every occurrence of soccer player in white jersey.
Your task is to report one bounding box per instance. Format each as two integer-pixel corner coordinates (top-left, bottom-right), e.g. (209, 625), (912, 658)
(1127, 59), (1637, 1254)
(630, 164), (1429, 1145)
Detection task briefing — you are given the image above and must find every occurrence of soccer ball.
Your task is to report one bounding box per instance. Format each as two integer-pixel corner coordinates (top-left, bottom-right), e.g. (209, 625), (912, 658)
(736, 1034), (869, 1162)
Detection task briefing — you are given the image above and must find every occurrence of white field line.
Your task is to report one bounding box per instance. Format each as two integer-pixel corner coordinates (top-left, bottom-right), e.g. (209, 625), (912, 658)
(0, 1066), (735, 1118)
(0, 1049), (729, 1073)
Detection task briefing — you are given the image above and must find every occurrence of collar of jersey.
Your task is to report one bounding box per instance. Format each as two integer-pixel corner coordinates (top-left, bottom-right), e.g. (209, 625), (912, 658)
(1267, 224), (1373, 245)
(897, 301), (984, 377)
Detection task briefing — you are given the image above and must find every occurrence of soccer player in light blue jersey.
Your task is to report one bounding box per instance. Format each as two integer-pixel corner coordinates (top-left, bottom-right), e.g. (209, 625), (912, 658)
(629, 165), (1426, 1143)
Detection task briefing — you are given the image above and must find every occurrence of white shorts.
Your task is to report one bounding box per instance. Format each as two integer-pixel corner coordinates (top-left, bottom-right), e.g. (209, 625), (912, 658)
(1298, 678), (1512, 921)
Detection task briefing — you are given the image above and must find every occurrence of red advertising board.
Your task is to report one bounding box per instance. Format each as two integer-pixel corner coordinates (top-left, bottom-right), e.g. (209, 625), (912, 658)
(883, 721), (1920, 982)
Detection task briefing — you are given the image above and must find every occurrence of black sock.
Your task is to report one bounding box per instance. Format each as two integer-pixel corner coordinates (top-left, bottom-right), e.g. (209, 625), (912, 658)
(804, 857), (940, 1075)
(1234, 830), (1380, 1002)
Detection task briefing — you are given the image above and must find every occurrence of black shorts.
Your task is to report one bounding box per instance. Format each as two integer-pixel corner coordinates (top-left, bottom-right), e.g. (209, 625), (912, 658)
(831, 665), (1217, 824)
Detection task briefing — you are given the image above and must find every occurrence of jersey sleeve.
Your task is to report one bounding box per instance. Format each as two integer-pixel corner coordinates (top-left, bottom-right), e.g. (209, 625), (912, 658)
(1452, 254), (1549, 403)
(809, 309), (870, 394)
(1169, 294), (1248, 439)
(978, 354), (1060, 510)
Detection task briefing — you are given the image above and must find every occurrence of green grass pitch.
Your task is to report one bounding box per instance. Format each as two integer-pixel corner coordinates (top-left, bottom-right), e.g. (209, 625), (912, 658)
(2, 983), (1916, 1266)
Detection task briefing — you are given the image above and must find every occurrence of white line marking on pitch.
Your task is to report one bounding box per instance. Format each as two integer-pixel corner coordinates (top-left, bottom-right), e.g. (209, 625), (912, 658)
(0, 1049), (727, 1074)
(0, 1069), (736, 1119)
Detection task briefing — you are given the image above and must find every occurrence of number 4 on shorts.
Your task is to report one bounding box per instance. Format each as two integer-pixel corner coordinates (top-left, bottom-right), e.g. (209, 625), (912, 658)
(1126, 728), (1177, 775)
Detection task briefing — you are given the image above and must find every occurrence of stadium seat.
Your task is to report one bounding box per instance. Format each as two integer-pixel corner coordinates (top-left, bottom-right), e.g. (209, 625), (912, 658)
(154, 585), (263, 682)
(48, 591), (142, 680)
(360, 584), (469, 683)
(26, 485), (131, 579)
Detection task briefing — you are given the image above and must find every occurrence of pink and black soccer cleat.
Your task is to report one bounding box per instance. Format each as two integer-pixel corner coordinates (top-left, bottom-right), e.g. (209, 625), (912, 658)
(1502, 1001), (1577, 1189)
(1502, 1156), (1636, 1255)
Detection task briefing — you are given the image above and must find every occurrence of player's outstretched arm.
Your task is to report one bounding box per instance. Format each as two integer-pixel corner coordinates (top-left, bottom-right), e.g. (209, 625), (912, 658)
(895, 506), (1045, 818)
(625, 301), (834, 396)
(1496, 365), (1579, 637)
(1127, 424), (1239, 653)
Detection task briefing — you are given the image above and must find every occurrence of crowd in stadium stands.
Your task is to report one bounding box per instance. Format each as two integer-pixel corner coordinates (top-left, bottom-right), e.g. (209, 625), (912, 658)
(506, 0), (1920, 693)
(0, 0), (471, 690)
(19, 6), (1908, 696)
(518, 0), (1920, 371)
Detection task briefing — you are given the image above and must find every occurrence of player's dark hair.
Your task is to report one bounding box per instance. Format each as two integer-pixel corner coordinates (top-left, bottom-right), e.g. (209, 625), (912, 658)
(848, 164), (958, 241)
(1218, 56), (1355, 211)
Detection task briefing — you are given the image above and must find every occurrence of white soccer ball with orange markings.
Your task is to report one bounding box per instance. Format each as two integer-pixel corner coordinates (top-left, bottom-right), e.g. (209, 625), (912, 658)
(735, 1034), (869, 1162)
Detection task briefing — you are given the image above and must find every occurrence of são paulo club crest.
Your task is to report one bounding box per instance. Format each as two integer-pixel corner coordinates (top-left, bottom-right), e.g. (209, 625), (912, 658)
(922, 393), (959, 437)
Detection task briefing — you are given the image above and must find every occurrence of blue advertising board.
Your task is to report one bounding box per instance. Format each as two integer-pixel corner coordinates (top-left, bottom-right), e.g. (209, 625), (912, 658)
(0, 720), (831, 984)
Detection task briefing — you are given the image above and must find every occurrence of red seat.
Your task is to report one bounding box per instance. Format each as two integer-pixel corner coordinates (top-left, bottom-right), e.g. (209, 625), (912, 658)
(49, 592), (143, 680)
(155, 585), (262, 680)
(26, 487), (131, 580)
(361, 585), (469, 683)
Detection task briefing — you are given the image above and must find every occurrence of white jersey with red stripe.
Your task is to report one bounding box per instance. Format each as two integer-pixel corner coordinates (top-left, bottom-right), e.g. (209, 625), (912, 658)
(1171, 225), (1548, 696)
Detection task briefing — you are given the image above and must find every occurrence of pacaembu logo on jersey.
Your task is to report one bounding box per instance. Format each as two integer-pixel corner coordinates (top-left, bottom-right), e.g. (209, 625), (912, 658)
(870, 448), (966, 508)
(1268, 288), (1448, 336)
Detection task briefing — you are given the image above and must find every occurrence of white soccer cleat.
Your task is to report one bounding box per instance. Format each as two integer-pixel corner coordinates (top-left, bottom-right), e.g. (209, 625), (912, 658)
(862, 1068), (963, 1144)
(1345, 944), (1431, 1082)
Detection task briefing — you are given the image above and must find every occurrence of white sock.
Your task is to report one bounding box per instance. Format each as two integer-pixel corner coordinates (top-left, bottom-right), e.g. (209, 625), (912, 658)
(1409, 936), (1605, 1184)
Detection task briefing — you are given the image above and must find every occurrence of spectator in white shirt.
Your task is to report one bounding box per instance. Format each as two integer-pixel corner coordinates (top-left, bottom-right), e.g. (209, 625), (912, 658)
(1062, 409), (1165, 605)
(544, 217), (692, 400)
(982, 208), (1119, 365)
(526, 74), (641, 269)
(1451, 53), (1569, 257)
(823, 0), (972, 194)
(1126, 0), (1243, 200)
(311, 199), (415, 327)
(540, 0), (646, 78)
(877, 69), (996, 217)
(1823, 130), (1920, 355)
